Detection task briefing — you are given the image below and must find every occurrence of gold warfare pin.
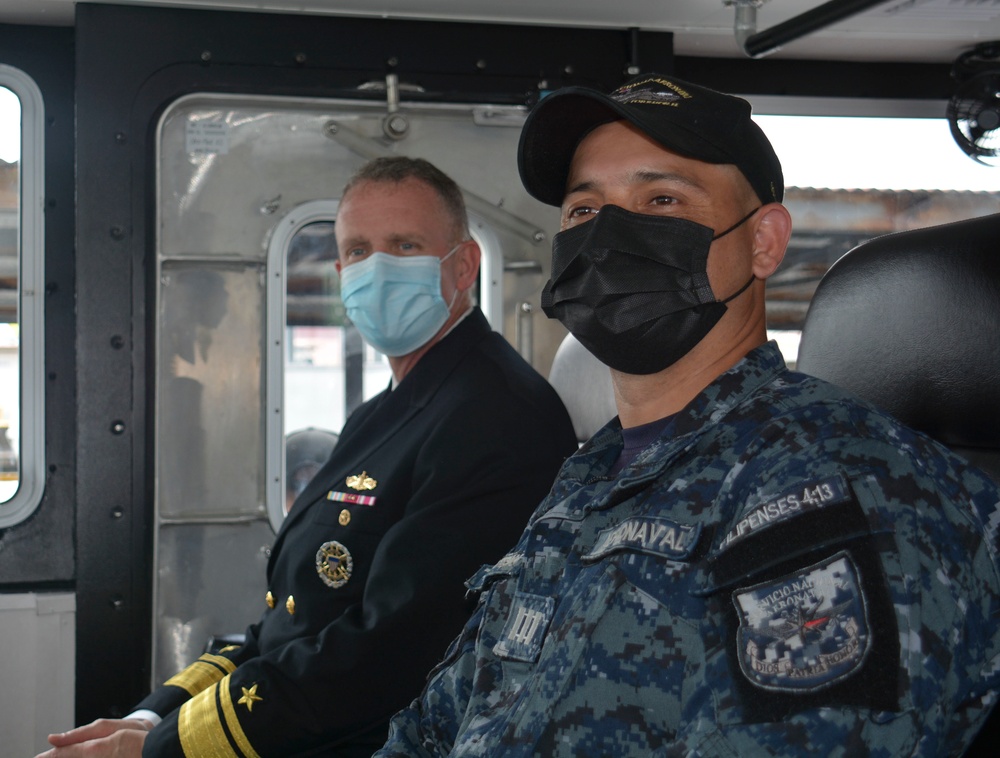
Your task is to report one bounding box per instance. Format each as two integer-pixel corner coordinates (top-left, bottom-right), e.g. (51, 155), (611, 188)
(346, 471), (377, 491)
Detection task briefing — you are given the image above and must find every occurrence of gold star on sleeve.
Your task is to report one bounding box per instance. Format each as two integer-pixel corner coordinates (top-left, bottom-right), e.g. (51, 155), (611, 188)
(237, 683), (263, 712)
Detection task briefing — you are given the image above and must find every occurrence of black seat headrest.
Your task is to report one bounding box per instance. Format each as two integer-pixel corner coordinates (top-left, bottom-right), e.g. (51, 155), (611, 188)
(797, 212), (1000, 478)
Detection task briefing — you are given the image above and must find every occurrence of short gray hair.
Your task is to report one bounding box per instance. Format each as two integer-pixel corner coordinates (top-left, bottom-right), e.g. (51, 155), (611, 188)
(342, 156), (469, 241)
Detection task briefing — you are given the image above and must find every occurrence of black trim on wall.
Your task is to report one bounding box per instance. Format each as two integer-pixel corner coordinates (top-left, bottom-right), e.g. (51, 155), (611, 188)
(674, 56), (952, 101)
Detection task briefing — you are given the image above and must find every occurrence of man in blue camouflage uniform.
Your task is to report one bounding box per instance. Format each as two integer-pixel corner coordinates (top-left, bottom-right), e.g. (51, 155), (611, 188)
(375, 74), (1000, 756)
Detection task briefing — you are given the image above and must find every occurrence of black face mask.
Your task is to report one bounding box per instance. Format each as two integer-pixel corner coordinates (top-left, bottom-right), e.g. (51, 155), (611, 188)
(541, 204), (758, 375)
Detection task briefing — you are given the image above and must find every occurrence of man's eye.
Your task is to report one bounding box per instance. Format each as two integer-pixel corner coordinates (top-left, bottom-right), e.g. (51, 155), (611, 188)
(650, 195), (678, 206)
(568, 206), (597, 218)
(399, 242), (416, 251)
(347, 248), (368, 258)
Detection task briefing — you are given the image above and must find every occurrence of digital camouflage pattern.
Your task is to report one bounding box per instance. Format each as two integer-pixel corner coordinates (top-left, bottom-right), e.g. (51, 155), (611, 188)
(376, 342), (1000, 757)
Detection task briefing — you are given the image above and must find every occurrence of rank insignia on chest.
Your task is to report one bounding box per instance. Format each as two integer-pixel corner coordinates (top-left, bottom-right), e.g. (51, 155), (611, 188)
(733, 551), (870, 693)
(316, 540), (353, 588)
(346, 471), (377, 491)
(327, 490), (376, 507)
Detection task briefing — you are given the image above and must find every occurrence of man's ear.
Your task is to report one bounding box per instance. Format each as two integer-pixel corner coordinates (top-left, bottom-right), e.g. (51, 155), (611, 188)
(455, 239), (482, 291)
(750, 203), (792, 280)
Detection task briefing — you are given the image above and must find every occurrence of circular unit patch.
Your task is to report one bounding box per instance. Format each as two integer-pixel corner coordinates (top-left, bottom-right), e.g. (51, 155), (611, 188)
(316, 540), (353, 589)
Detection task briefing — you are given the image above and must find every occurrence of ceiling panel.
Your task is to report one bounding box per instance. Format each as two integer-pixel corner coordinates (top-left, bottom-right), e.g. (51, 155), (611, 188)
(2, 0), (999, 64)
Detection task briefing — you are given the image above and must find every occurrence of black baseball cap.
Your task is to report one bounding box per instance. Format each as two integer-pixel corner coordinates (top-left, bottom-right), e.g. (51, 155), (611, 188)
(518, 73), (783, 207)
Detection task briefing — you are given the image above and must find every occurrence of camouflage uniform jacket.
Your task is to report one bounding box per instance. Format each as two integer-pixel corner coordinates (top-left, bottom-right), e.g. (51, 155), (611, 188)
(376, 341), (1000, 757)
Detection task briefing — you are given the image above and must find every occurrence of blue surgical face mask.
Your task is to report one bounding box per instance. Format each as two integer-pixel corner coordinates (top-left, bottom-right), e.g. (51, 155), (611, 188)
(339, 246), (461, 357)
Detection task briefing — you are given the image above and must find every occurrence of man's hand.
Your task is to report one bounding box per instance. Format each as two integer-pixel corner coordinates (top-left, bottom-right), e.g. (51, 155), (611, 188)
(34, 718), (152, 757)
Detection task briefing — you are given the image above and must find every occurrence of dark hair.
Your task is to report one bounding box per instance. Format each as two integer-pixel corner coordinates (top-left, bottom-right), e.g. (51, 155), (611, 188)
(343, 156), (469, 241)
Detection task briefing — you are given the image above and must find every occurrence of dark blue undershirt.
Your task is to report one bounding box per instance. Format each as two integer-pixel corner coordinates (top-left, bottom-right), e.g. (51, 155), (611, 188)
(608, 413), (676, 477)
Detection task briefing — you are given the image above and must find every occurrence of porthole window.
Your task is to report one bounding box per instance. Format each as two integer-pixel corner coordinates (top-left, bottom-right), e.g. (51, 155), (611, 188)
(0, 66), (44, 528)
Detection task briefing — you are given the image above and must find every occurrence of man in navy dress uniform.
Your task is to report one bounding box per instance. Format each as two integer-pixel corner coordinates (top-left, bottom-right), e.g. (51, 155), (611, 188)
(40, 157), (577, 758)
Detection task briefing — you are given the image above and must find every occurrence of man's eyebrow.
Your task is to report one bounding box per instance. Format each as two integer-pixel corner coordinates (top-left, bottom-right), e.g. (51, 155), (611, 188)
(386, 232), (427, 246)
(564, 179), (597, 197)
(337, 235), (368, 250)
(632, 169), (704, 191)
(564, 170), (705, 197)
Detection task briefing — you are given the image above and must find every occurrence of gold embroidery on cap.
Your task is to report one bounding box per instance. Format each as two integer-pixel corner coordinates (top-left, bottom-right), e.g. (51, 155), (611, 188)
(346, 471), (377, 491)
(265, 591), (275, 609)
(285, 595), (295, 615)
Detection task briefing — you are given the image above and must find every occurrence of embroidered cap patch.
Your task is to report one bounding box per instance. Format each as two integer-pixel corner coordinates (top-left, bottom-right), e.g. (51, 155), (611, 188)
(733, 551), (870, 692)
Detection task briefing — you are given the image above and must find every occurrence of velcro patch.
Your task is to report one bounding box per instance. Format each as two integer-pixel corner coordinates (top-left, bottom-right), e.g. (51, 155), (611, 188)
(720, 475), (850, 551)
(493, 592), (554, 663)
(733, 551), (870, 693)
(584, 517), (700, 563)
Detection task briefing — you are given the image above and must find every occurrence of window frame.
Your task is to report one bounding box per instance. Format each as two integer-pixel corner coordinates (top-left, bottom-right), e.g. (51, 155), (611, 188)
(265, 199), (340, 532)
(0, 64), (45, 528)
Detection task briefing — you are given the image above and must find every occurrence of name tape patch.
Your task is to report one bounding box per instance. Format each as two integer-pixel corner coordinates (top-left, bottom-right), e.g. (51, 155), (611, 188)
(721, 475), (849, 550)
(733, 551), (870, 693)
(585, 516), (700, 563)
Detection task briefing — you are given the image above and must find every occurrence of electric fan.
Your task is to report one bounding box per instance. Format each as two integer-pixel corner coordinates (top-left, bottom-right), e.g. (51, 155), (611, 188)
(948, 42), (1000, 166)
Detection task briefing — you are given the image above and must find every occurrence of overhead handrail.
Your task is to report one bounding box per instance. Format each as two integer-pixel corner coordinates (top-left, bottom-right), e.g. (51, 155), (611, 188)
(729, 0), (894, 59)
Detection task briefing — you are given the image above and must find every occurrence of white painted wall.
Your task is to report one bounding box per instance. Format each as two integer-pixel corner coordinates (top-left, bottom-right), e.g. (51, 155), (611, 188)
(0, 593), (75, 755)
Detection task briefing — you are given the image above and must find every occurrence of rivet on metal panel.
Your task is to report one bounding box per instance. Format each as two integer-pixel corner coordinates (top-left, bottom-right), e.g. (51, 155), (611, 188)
(115, 132), (127, 145)
(383, 114), (409, 140)
(110, 226), (126, 240)
(201, 51), (212, 62)
(111, 507), (124, 519)
(110, 335), (125, 349)
(110, 421), (126, 435)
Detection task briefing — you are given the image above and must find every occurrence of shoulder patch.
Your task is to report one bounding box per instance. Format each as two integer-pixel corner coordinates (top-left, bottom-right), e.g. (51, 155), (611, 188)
(720, 475), (850, 551)
(732, 551), (870, 693)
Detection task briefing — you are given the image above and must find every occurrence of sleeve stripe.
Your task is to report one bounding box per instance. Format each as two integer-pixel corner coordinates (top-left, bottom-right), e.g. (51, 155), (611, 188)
(164, 654), (239, 697)
(177, 675), (261, 758)
(178, 680), (242, 758)
(218, 678), (261, 758)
